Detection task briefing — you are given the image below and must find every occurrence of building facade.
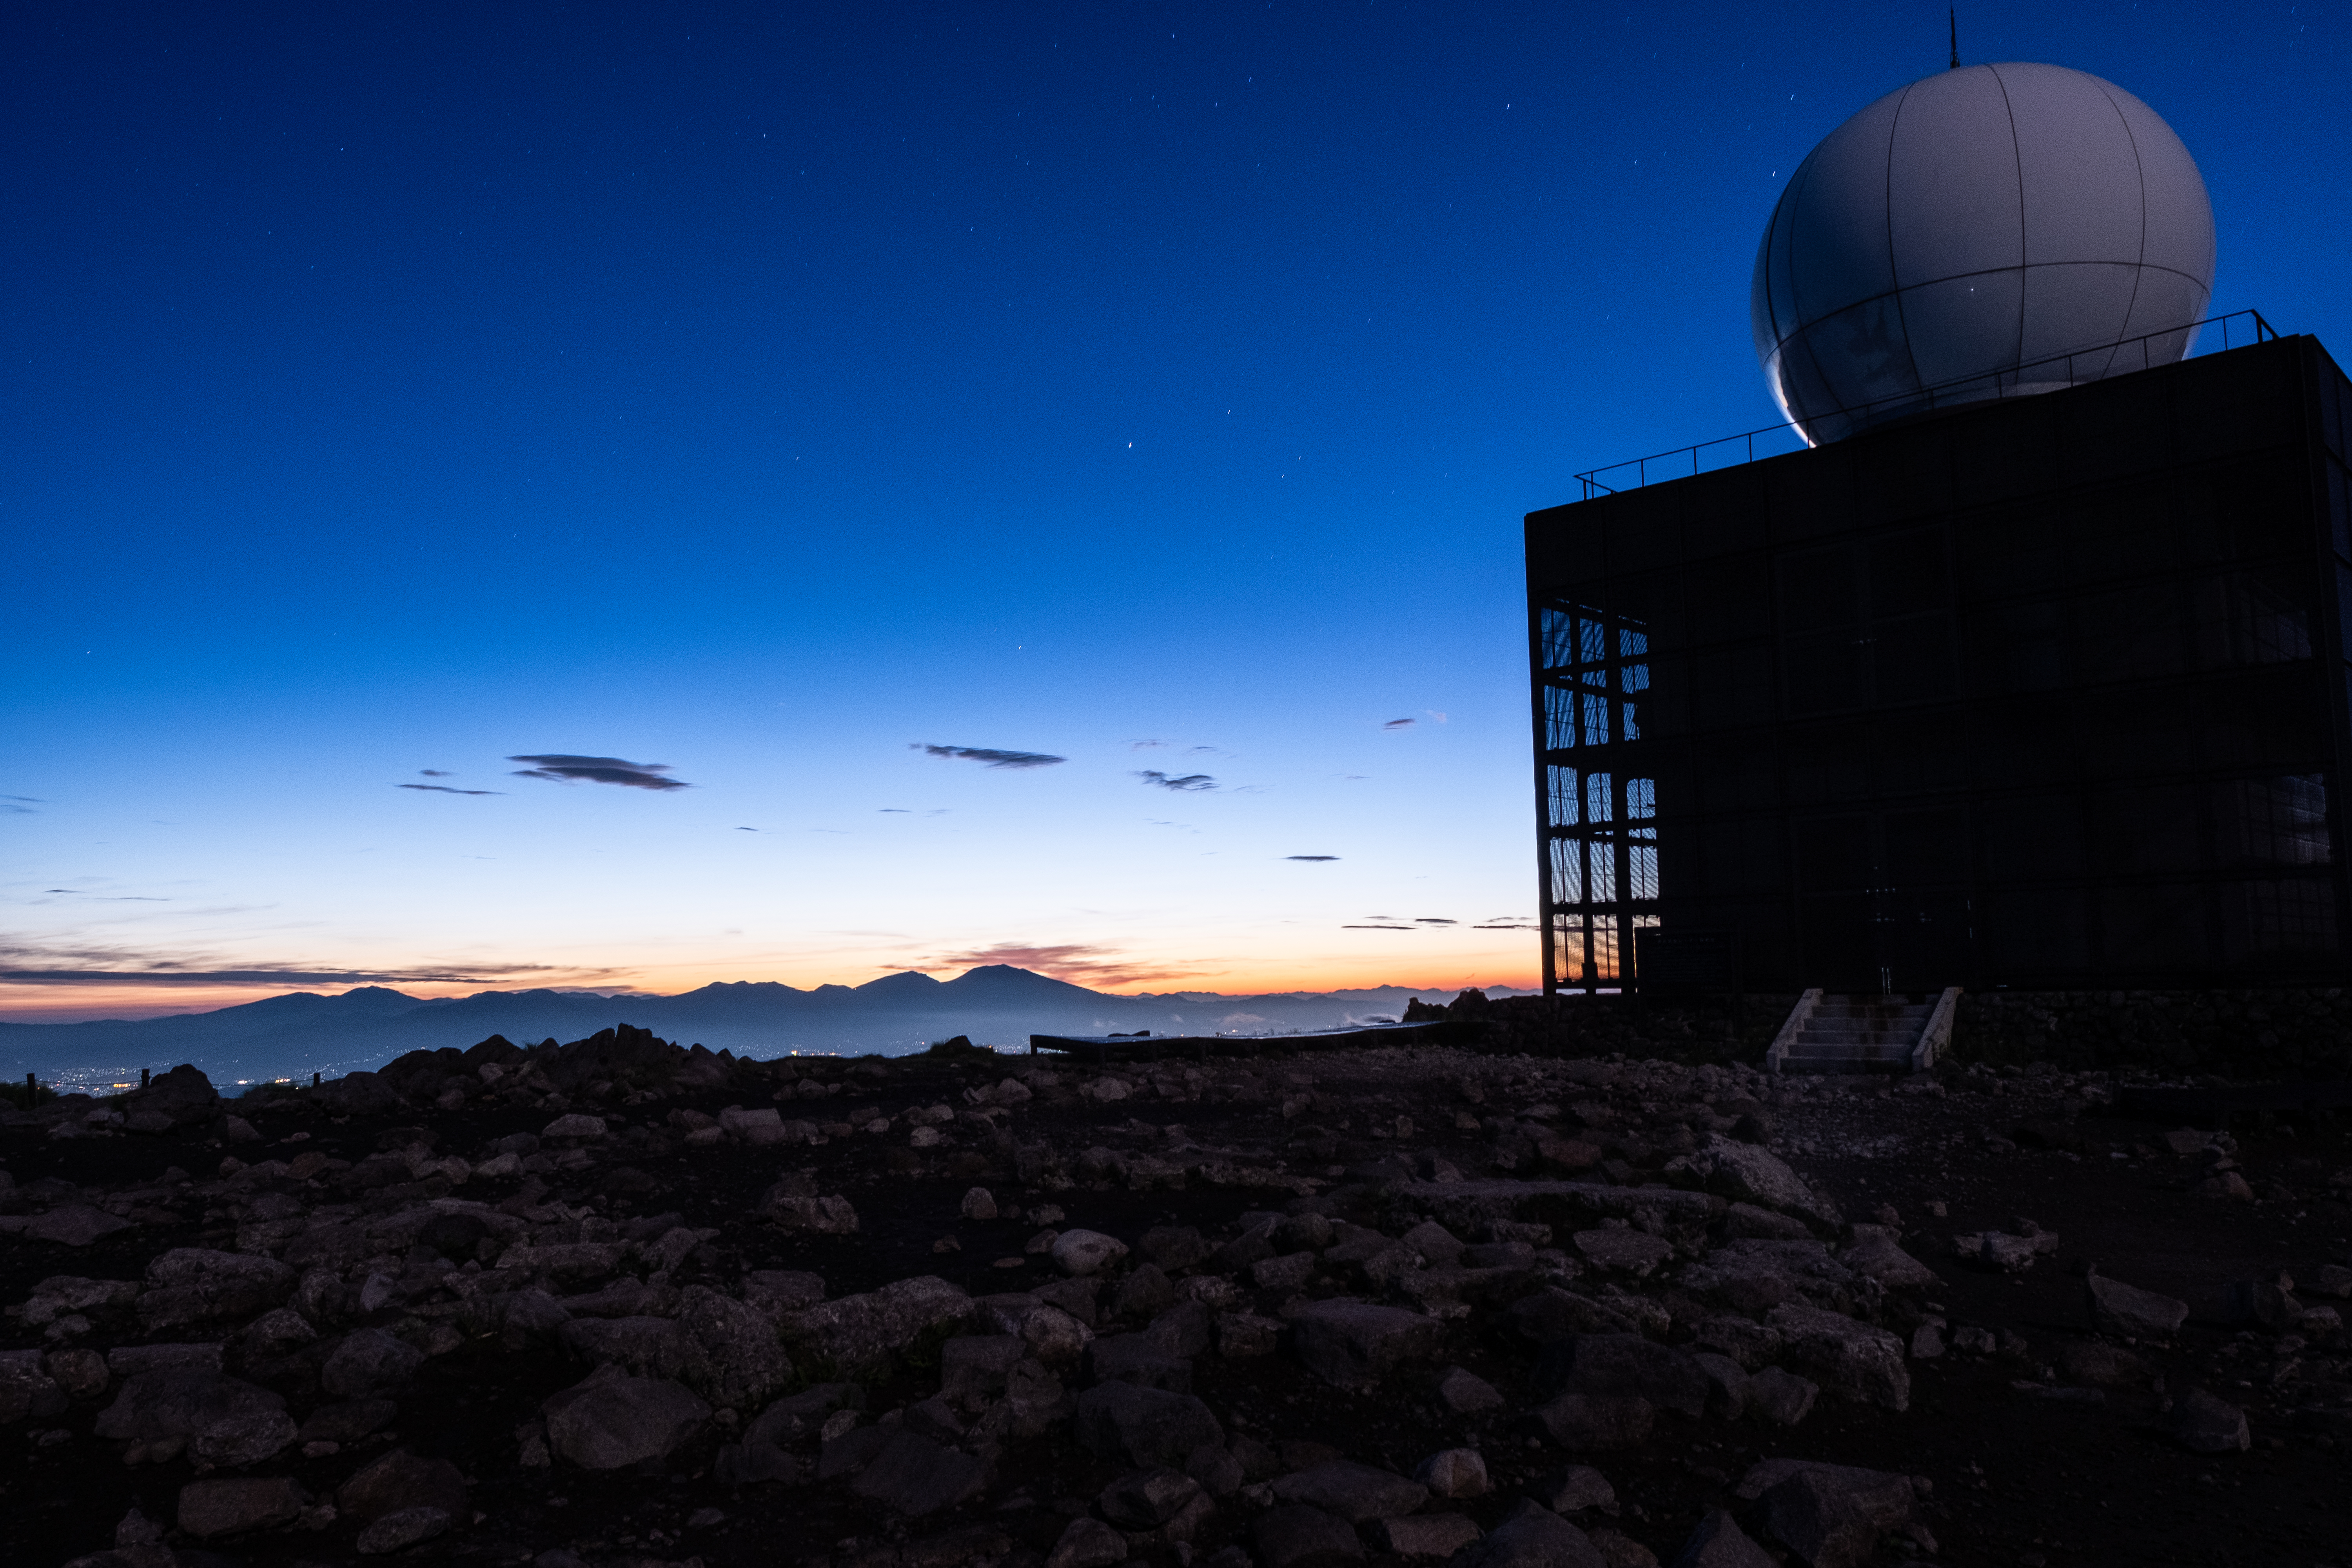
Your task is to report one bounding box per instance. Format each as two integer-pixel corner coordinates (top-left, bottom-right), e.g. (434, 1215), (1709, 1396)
(1526, 334), (2352, 995)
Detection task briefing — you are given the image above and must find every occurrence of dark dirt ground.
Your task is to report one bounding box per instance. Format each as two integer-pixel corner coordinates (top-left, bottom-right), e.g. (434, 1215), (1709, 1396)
(5, 1035), (2350, 1568)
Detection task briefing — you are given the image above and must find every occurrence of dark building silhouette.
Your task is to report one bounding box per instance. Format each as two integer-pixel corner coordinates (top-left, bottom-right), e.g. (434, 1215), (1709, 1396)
(1526, 332), (2352, 995)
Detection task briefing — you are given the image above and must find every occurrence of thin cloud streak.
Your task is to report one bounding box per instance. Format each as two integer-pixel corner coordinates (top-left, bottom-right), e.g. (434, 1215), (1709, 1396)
(0, 938), (613, 989)
(399, 784), (502, 796)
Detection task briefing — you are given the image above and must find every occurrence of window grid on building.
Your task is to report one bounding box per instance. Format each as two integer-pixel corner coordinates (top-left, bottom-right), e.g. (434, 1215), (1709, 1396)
(1538, 601), (1660, 990)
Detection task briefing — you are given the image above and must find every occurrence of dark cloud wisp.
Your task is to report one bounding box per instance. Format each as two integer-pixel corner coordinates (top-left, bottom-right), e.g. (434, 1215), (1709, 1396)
(508, 755), (691, 790)
(922, 941), (1204, 988)
(399, 784), (503, 796)
(913, 744), (1066, 769)
(1136, 771), (1216, 792)
(1285, 855), (1339, 862)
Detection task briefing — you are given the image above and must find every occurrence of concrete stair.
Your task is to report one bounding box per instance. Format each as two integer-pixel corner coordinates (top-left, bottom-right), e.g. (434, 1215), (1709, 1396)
(1768, 987), (1960, 1074)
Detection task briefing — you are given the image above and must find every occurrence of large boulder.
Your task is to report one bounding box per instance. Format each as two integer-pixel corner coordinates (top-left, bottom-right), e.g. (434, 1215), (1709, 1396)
(1532, 1392), (1654, 1450)
(0, 1348), (67, 1425)
(1271, 1459), (1429, 1521)
(542, 1367), (711, 1470)
(1680, 1241), (1858, 1317)
(24, 1205), (135, 1247)
(137, 1249), (297, 1332)
(1836, 1228), (1940, 1291)
(1748, 1463), (1914, 1568)
(338, 1448), (468, 1524)
(559, 1316), (688, 1379)
(1668, 1510), (1777, 1568)
(1666, 1136), (1838, 1227)
(2166, 1388), (2251, 1453)
(175, 1477), (308, 1539)
(786, 1276), (970, 1379)
(94, 1368), (298, 1467)
(320, 1329), (426, 1397)
(1074, 1380), (1223, 1467)
(1052, 1230), (1131, 1276)
(120, 1065), (220, 1129)
(357, 1507), (452, 1555)
(1532, 1334), (1711, 1418)
(764, 1187), (860, 1234)
(1289, 1299), (1443, 1387)
(1254, 1504), (1364, 1568)
(677, 1285), (795, 1408)
(848, 1428), (991, 1516)
(1764, 1305), (1909, 1411)
(2087, 1271), (2190, 1340)
(1454, 1500), (1607, 1568)
(314, 1071), (408, 1117)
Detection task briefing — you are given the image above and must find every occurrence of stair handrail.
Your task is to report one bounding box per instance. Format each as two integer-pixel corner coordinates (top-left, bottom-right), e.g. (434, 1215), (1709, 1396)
(1912, 986), (1962, 1073)
(1765, 988), (1824, 1076)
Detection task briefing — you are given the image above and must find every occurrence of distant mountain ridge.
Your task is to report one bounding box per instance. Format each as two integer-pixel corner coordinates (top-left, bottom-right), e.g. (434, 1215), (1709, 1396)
(0, 966), (1516, 1089)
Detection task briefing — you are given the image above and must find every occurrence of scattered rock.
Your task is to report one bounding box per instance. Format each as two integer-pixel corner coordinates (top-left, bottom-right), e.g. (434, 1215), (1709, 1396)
(1255, 1503), (1365, 1568)
(1053, 1229), (1131, 1276)
(1374, 1513), (1485, 1558)
(1530, 1464), (1616, 1514)
(2086, 1270), (2190, 1340)
(93, 1367), (298, 1466)
(1272, 1458), (1429, 1520)
(787, 1276), (971, 1379)
(357, 1506), (452, 1555)
(1074, 1379), (1223, 1467)
(1098, 1466), (1203, 1529)
(176, 1476), (309, 1539)
(1743, 1367), (1817, 1426)
(137, 1248), (297, 1332)
(1665, 1136), (1836, 1227)
(1455, 1499), (1608, 1568)
(1047, 1515), (1131, 1568)
(2060, 1340), (2149, 1388)
(1416, 1446), (1490, 1497)
(849, 1428), (990, 1516)
(1764, 1305), (1909, 1411)
(121, 1065), (221, 1128)
(1533, 1392), (1654, 1449)
(1533, 1334), (1711, 1418)
(1289, 1299), (1442, 1387)
(338, 1447), (468, 1523)
(321, 1328), (426, 1397)
(541, 1367), (711, 1469)
(24, 1205), (134, 1247)
(1437, 1364), (1505, 1413)
(1573, 1229), (1675, 1276)
(1666, 1510), (1774, 1568)
(1753, 1463), (1913, 1568)
(2167, 1388), (2251, 1453)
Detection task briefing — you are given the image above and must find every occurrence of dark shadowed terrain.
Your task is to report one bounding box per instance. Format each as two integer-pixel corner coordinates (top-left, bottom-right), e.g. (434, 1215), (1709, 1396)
(3, 1018), (2348, 1568)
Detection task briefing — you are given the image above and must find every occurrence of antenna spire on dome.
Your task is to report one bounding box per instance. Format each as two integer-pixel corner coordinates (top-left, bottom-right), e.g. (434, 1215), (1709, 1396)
(1949, 8), (1960, 69)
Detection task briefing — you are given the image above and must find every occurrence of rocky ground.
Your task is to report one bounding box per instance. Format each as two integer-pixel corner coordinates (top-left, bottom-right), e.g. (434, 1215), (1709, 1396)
(4, 1020), (2350, 1568)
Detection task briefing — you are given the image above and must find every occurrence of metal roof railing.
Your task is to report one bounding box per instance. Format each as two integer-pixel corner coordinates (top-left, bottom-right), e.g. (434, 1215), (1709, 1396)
(1573, 308), (2279, 500)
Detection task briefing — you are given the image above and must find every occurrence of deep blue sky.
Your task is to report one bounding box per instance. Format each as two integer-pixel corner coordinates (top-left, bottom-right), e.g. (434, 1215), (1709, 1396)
(6, 1), (2345, 1021)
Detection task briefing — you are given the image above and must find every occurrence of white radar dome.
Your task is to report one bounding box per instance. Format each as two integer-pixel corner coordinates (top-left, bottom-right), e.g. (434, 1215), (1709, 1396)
(1751, 62), (2216, 445)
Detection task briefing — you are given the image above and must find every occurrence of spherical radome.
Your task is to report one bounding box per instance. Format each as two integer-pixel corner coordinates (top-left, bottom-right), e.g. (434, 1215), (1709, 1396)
(1751, 62), (2216, 446)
